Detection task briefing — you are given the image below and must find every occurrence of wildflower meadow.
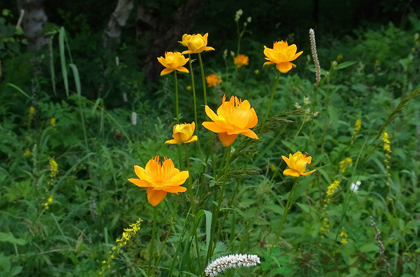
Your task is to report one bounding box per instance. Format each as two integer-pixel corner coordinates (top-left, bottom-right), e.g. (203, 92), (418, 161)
(1, 2), (420, 277)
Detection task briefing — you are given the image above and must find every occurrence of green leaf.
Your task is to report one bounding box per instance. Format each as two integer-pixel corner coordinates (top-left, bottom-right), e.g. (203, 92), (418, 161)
(0, 232), (27, 245)
(328, 105), (339, 130)
(276, 266), (292, 275)
(335, 61), (357, 70)
(360, 243), (380, 253)
(59, 27), (69, 98)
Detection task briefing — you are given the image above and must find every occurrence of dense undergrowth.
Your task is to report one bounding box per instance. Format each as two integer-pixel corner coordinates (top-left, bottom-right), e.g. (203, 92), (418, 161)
(1, 8), (420, 277)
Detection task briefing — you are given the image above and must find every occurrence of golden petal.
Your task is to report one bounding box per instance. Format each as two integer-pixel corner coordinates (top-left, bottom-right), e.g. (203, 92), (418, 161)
(276, 62), (293, 73)
(163, 186), (187, 193)
(283, 169), (300, 177)
(128, 178), (150, 187)
(147, 188), (167, 206)
(218, 132), (238, 147)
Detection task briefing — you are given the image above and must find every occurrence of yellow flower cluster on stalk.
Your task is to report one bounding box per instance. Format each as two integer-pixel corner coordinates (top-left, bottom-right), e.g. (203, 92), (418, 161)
(206, 74), (222, 87)
(340, 227), (348, 244)
(351, 119), (362, 143)
(43, 158), (58, 210)
(28, 106), (35, 127)
(50, 118), (56, 126)
(319, 218), (330, 239)
(24, 150), (31, 156)
(49, 158), (58, 179)
(99, 218), (142, 275)
(339, 157), (352, 173)
(42, 196), (53, 210)
(324, 179), (341, 209)
(382, 131), (392, 186)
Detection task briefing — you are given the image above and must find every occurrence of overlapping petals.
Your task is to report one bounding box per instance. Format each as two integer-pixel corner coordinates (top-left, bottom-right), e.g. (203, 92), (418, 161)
(202, 95), (258, 147)
(157, 52), (189, 76)
(180, 33), (215, 54)
(128, 156), (188, 206)
(263, 41), (303, 73)
(165, 122), (198, 144)
(282, 152), (316, 177)
(234, 54), (249, 68)
(206, 74), (222, 87)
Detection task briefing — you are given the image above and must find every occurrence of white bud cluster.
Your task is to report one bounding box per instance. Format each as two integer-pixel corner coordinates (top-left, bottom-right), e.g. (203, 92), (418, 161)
(235, 9), (243, 22)
(204, 254), (260, 277)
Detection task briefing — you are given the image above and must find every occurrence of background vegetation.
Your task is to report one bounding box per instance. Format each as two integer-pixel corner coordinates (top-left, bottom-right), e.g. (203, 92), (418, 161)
(1, 1), (420, 276)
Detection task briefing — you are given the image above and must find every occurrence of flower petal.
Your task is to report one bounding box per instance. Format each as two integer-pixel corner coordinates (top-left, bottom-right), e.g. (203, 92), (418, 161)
(202, 122), (226, 133)
(276, 62), (293, 73)
(163, 186), (187, 193)
(165, 139), (179, 144)
(283, 169), (301, 177)
(218, 132), (238, 147)
(161, 68), (174, 76)
(147, 188), (167, 206)
(300, 169), (316, 176)
(176, 66), (189, 74)
(128, 178), (150, 187)
(167, 171), (189, 187)
(134, 165), (152, 183)
(240, 129), (259, 140)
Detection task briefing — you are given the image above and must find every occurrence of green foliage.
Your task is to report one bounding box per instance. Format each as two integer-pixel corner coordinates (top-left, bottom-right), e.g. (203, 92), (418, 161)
(1, 8), (420, 277)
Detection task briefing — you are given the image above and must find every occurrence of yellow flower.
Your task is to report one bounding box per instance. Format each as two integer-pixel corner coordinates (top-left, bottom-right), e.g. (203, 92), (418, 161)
(24, 150), (31, 156)
(281, 152), (315, 177)
(341, 238), (348, 244)
(180, 33), (215, 54)
(50, 118), (56, 126)
(337, 54), (343, 61)
(49, 158), (58, 178)
(326, 180), (341, 197)
(128, 156), (188, 206)
(29, 106), (35, 114)
(263, 41), (303, 73)
(339, 157), (353, 173)
(206, 74), (222, 87)
(157, 52), (189, 76)
(234, 54), (249, 68)
(165, 122), (198, 144)
(202, 95), (258, 147)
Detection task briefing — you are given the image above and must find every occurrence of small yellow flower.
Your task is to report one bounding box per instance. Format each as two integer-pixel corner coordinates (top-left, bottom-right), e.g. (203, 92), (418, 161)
(341, 238), (348, 244)
(50, 118), (56, 126)
(339, 157), (353, 173)
(234, 54), (249, 68)
(186, 86), (192, 90)
(281, 152), (316, 177)
(254, 69), (259, 74)
(128, 157), (188, 206)
(337, 54), (343, 61)
(180, 33), (215, 54)
(48, 196), (53, 204)
(202, 95), (258, 147)
(165, 122), (198, 144)
(157, 52), (189, 76)
(49, 158), (58, 178)
(206, 74), (222, 87)
(263, 41), (303, 73)
(326, 180), (340, 197)
(24, 150), (31, 156)
(29, 106), (35, 114)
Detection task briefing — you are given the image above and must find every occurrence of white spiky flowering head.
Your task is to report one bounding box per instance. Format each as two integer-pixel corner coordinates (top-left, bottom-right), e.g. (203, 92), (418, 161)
(204, 254), (260, 277)
(350, 180), (361, 193)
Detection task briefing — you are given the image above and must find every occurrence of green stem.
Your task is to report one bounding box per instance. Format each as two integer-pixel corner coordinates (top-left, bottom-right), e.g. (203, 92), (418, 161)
(184, 145), (202, 270)
(149, 206), (158, 273)
(206, 146), (231, 264)
(152, 197), (179, 275)
(271, 177), (299, 253)
(198, 53), (207, 106)
(188, 55), (198, 129)
(259, 71), (281, 137)
(174, 71), (179, 123)
(188, 55), (204, 160)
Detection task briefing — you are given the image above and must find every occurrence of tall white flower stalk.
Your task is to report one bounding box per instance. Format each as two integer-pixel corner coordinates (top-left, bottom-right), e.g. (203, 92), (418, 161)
(204, 254), (260, 277)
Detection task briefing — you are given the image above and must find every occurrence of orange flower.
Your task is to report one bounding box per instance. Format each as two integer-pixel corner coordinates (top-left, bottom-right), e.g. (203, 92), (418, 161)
(282, 152), (316, 177)
(234, 54), (249, 68)
(263, 41), (303, 73)
(202, 95), (258, 147)
(128, 156), (188, 206)
(157, 52), (189, 76)
(165, 122), (198, 144)
(180, 33), (215, 54)
(206, 74), (222, 87)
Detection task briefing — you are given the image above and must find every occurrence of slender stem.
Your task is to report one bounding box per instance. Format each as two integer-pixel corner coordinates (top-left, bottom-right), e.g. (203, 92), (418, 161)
(271, 177), (299, 253)
(188, 55), (198, 129)
(206, 146), (231, 264)
(259, 71), (281, 137)
(152, 197), (179, 275)
(174, 71), (179, 123)
(184, 144), (202, 270)
(188, 55), (204, 160)
(149, 206), (158, 273)
(198, 53), (207, 106)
